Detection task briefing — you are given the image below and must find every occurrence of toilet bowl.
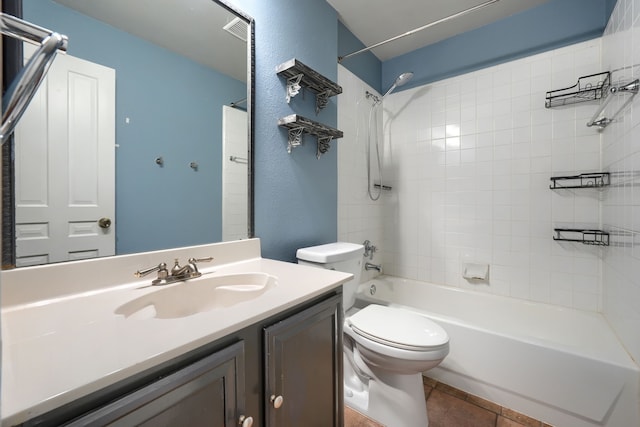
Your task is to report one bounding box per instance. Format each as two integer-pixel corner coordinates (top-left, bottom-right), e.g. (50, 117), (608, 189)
(297, 242), (449, 427)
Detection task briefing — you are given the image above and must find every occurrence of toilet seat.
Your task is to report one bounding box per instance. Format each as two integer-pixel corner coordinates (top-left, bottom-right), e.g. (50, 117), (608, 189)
(347, 304), (448, 351)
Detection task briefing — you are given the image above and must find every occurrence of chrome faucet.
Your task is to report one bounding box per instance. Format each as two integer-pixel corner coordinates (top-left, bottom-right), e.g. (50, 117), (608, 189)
(365, 262), (382, 273)
(363, 240), (377, 260)
(135, 257), (213, 285)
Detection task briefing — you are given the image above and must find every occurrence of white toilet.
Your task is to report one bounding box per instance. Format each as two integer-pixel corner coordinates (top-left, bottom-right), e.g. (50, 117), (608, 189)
(297, 242), (449, 427)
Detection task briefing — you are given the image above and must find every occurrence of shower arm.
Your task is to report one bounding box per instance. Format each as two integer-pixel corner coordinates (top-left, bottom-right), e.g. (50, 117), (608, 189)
(338, 0), (500, 62)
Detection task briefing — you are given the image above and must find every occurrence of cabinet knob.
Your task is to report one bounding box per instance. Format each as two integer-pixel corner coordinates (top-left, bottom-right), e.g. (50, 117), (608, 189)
(270, 394), (284, 409)
(238, 415), (253, 427)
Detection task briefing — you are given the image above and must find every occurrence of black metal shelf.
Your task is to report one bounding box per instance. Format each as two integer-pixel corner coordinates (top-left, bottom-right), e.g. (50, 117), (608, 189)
(276, 58), (342, 113)
(545, 72), (610, 108)
(553, 228), (609, 246)
(278, 114), (343, 159)
(549, 172), (610, 189)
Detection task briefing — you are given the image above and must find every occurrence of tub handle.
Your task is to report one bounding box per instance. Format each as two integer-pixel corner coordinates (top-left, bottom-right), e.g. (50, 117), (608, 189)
(369, 284), (377, 295)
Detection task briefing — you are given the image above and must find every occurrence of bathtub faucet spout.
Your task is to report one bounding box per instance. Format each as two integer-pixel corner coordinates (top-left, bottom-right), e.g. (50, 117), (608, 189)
(365, 262), (382, 273)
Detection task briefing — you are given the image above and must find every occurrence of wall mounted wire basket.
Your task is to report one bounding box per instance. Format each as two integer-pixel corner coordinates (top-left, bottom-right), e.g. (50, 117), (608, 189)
(549, 172), (610, 189)
(545, 72), (610, 108)
(553, 228), (610, 246)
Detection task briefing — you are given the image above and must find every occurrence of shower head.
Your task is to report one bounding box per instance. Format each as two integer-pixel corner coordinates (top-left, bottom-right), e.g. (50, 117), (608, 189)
(395, 72), (414, 86)
(382, 72), (413, 99)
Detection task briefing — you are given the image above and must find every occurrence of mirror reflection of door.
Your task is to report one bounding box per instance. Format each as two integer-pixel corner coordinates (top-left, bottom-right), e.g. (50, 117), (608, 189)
(15, 47), (116, 267)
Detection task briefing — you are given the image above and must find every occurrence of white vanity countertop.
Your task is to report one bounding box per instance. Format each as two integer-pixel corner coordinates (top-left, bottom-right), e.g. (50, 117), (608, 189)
(1, 239), (351, 425)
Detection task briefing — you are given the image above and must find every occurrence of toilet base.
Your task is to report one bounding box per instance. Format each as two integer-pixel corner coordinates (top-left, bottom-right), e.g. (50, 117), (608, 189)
(345, 370), (429, 427)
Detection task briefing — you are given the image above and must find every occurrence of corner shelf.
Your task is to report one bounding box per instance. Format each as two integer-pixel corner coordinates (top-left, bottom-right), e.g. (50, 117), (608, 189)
(278, 114), (343, 159)
(549, 172), (610, 189)
(553, 228), (609, 246)
(276, 58), (342, 113)
(545, 72), (610, 108)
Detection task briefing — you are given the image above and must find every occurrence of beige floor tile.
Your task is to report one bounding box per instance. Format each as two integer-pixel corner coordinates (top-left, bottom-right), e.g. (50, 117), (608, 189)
(501, 408), (542, 427)
(466, 394), (502, 414)
(427, 389), (497, 427)
(345, 406), (384, 427)
(345, 378), (551, 427)
(497, 415), (533, 427)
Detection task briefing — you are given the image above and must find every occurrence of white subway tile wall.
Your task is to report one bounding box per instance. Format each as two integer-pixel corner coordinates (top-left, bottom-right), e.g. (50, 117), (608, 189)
(339, 36), (605, 311)
(338, 0), (640, 395)
(601, 0), (640, 365)
(336, 67), (388, 283)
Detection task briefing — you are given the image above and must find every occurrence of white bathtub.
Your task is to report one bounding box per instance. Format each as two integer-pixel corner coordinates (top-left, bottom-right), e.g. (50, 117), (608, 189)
(355, 276), (639, 427)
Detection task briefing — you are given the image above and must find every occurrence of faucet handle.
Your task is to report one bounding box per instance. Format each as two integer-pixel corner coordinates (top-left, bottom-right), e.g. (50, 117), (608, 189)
(135, 262), (168, 278)
(190, 256), (214, 263)
(363, 240), (378, 260)
(187, 256), (214, 273)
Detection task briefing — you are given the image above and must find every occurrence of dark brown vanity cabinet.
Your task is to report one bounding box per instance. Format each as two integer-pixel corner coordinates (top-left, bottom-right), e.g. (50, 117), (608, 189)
(264, 293), (344, 427)
(22, 290), (342, 427)
(65, 342), (247, 427)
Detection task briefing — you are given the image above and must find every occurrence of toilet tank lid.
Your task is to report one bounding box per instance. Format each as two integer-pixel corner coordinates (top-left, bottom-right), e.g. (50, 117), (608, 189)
(296, 242), (364, 263)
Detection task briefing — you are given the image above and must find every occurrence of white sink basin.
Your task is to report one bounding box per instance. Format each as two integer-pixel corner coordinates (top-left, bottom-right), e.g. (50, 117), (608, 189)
(115, 272), (277, 319)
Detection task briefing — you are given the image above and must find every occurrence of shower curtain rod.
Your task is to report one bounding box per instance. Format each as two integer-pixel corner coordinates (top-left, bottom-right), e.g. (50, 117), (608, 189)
(338, 0), (500, 63)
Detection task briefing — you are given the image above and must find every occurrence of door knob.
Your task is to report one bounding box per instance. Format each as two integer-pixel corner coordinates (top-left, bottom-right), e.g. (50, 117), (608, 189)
(98, 217), (112, 229)
(270, 394), (284, 409)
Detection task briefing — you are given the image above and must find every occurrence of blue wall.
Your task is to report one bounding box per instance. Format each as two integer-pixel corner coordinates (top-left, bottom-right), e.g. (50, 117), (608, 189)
(338, 22), (382, 93)
(231, 0), (339, 262)
(382, 0), (615, 93)
(230, 0), (619, 262)
(24, 0), (246, 255)
(226, 0), (618, 263)
(27, 0), (617, 263)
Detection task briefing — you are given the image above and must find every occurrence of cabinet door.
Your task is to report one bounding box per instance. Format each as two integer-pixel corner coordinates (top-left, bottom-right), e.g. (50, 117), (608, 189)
(264, 294), (343, 427)
(66, 341), (248, 427)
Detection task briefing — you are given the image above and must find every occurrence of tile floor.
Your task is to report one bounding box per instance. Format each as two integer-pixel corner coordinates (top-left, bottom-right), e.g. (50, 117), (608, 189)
(344, 377), (554, 427)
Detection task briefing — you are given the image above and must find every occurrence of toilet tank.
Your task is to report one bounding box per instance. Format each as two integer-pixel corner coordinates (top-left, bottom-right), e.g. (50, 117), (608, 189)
(296, 242), (364, 310)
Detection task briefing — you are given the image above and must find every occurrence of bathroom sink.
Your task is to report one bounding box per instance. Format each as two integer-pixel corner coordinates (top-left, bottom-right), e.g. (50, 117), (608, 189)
(115, 272), (278, 319)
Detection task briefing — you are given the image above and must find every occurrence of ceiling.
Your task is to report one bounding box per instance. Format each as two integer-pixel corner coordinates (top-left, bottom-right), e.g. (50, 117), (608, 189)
(53, 0), (551, 76)
(329, 0), (551, 61)
(53, 0), (248, 82)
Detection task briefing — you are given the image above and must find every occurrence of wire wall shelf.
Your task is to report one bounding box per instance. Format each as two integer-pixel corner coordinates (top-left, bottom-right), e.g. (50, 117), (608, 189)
(553, 228), (610, 246)
(549, 172), (610, 189)
(545, 72), (610, 108)
(278, 114), (343, 159)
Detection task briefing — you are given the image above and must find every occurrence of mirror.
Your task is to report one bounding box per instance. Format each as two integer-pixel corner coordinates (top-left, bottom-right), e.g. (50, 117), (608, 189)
(2, 0), (254, 268)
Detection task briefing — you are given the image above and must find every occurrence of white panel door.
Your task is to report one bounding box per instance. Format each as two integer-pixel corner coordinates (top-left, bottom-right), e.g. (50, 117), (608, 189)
(15, 47), (116, 267)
